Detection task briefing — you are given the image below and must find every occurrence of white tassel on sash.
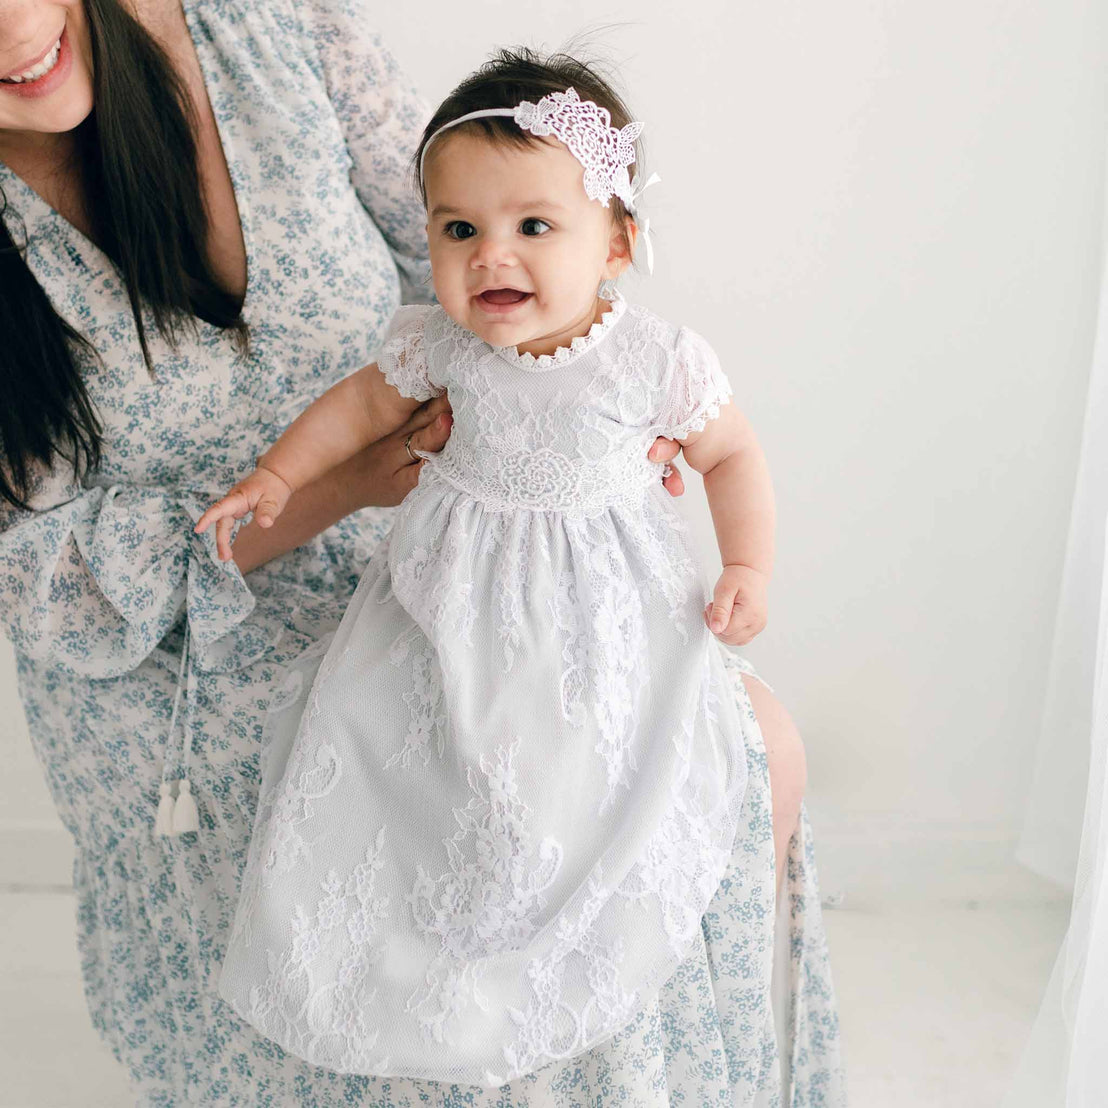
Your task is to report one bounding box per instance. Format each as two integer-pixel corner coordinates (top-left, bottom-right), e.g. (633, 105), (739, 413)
(171, 777), (200, 835)
(154, 781), (176, 836)
(154, 629), (199, 837)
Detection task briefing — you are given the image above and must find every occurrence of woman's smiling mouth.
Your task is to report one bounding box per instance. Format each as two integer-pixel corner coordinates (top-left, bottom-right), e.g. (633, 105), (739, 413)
(0, 26), (73, 99)
(1, 32), (63, 83)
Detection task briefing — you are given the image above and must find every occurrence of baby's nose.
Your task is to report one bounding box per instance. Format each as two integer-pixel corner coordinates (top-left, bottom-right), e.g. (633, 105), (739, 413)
(469, 234), (517, 269)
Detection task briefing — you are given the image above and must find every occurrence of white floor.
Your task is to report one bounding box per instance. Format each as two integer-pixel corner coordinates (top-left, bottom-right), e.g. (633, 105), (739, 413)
(0, 868), (1071, 1108)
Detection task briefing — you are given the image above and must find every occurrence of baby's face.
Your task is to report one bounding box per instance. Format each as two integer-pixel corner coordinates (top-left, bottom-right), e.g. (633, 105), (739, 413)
(424, 131), (632, 357)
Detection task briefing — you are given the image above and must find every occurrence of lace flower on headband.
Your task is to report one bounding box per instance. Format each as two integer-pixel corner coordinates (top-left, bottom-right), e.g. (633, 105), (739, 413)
(513, 88), (642, 208)
(420, 87), (661, 269)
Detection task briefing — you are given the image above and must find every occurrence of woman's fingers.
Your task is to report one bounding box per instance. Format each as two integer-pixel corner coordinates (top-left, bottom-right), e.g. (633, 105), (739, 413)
(351, 397), (456, 509)
(381, 396), (455, 486)
(395, 459), (424, 499)
(390, 396), (454, 482)
(648, 437), (683, 497)
(661, 463), (685, 497)
(648, 437), (679, 463)
(398, 395), (453, 462)
(405, 410), (453, 463)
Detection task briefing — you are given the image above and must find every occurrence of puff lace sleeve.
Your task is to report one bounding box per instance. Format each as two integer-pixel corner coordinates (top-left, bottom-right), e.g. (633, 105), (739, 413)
(0, 467), (269, 679)
(655, 326), (734, 441)
(377, 304), (444, 401)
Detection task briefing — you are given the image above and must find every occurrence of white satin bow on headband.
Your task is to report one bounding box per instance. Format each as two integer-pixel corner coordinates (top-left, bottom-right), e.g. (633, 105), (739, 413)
(628, 169), (661, 274)
(420, 88), (662, 275)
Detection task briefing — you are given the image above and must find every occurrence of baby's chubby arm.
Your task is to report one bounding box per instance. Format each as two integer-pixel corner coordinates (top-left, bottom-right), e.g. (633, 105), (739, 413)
(678, 402), (776, 646)
(195, 364), (421, 560)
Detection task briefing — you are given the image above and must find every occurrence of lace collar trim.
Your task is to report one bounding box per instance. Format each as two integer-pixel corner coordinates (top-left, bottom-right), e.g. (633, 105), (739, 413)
(487, 291), (627, 372)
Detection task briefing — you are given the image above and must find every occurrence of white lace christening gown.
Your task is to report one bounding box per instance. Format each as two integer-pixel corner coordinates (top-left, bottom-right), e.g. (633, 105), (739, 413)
(218, 291), (750, 1088)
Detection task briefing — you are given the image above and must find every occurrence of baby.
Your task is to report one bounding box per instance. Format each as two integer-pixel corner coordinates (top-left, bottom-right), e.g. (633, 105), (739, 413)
(201, 49), (775, 1088)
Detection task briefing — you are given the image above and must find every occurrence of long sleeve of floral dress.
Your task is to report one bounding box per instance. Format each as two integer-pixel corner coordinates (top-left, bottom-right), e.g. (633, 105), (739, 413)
(298, 0), (434, 303)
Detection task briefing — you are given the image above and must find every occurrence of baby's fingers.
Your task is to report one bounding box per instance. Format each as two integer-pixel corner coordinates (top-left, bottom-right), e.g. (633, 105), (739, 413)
(194, 491), (249, 535)
(253, 496), (284, 529)
(705, 601), (767, 646)
(707, 578), (738, 634)
(707, 609), (753, 646)
(216, 516), (236, 562)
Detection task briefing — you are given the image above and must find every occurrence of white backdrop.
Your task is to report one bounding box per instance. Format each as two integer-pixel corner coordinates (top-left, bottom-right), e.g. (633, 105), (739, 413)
(4, 0), (1108, 899)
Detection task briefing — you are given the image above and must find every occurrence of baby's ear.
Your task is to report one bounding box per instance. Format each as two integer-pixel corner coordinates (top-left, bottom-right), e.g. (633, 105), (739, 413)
(604, 218), (638, 278)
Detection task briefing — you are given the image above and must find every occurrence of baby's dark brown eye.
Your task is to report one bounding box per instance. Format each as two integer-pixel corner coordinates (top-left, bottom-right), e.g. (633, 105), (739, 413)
(445, 221), (476, 240)
(520, 218), (552, 236)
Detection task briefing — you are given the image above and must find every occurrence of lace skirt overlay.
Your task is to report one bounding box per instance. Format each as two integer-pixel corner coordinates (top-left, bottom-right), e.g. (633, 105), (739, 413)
(219, 473), (753, 1086)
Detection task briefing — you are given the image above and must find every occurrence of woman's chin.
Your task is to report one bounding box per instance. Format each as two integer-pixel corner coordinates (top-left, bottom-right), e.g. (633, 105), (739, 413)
(0, 86), (92, 138)
(36, 97), (90, 134)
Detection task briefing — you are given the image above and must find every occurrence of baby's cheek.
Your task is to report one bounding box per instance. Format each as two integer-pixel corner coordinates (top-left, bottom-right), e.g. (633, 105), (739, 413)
(432, 284), (468, 332)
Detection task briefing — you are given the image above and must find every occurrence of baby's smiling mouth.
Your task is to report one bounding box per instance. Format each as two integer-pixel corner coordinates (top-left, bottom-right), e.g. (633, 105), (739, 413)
(476, 288), (533, 310)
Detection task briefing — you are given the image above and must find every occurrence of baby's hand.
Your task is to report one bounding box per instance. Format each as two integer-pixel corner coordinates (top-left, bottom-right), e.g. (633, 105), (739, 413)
(704, 564), (768, 646)
(194, 466), (293, 562)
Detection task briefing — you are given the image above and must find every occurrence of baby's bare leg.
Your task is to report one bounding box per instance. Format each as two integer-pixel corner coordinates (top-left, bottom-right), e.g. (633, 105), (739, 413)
(742, 675), (808, 894)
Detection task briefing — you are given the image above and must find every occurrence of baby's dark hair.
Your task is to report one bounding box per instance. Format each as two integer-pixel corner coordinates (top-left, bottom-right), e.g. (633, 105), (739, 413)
(412, 47), (641, 255)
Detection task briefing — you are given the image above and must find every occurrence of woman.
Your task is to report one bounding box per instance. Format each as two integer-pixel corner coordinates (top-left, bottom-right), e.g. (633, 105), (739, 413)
(0, 0), (845, 1103)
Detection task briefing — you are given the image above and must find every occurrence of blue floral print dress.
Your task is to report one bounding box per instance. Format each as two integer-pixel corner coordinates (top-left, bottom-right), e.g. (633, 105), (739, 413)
(0, 0), (847, 1104)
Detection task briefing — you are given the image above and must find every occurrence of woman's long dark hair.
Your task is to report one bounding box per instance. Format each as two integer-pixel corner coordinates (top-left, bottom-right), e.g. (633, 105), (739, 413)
(0, 0), (248, 510)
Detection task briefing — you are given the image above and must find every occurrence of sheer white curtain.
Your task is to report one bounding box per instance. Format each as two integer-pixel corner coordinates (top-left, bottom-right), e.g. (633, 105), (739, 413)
(1005, 174), (1108, 1105)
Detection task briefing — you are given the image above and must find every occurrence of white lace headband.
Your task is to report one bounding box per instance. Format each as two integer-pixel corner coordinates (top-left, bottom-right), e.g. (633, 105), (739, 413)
(419, 87), (660, 272)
